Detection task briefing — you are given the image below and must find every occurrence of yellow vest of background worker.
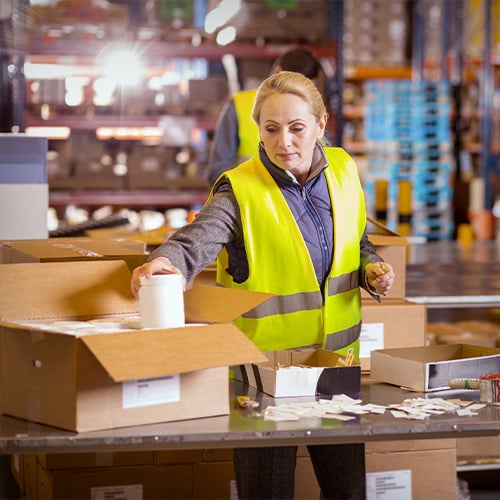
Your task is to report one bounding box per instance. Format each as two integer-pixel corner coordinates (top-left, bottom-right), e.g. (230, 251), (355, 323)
(233, 89), (259, 159)
(216, 148), (366, 358)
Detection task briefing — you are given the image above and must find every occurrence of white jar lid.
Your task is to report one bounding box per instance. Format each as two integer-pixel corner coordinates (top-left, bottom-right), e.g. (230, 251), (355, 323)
(140, 274), (183, 286)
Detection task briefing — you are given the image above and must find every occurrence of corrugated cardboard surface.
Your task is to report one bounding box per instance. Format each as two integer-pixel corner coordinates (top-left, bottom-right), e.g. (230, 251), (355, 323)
(371, 344), (500, 392)
(37, 463), (193, 499)
(366, 447), (457, 499)
(0, 237), (148, 271)
(361, 299), (427, 371)
(0, 260), (268, 431)
(457, 436), (500, 460)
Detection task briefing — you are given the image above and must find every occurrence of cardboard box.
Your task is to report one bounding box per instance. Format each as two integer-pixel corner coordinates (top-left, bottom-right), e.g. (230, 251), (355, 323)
(192, 461), (235, 500)
(37, 462), (193, 500)
(457, 436), (500, 461)
(237, 348), (361, 398)
(37, 452), (155, 470)
(0, 237), (148, 272)
(371, 344), (500, 392)
(0, 260), (268, 431)
(366, 439), (457, 500)
(360, 299), (427, 371)
(362, 233), (409, 300)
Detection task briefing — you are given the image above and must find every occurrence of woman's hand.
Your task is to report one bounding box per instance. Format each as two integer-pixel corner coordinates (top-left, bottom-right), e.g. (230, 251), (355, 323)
(365, 262), (395, 297)
(130, 257), (186, 298)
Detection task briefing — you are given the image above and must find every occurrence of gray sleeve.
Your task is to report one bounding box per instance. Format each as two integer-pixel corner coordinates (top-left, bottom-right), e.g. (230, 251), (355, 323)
(148, 181), (240, 283)
(207, 99), (239, 185)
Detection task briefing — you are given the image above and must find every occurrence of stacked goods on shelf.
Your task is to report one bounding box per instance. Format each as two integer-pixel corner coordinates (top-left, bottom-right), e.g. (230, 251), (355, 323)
(343, 0), (409, 67)
(363, 80), (454, 240)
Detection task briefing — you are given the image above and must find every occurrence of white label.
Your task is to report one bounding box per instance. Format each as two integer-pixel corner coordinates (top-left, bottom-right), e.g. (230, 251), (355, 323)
(122, 374), (180, 409)
(230, 479), (239, 500)
(366, 470), (411, 500)
(91, 484), (143, 500)
(360, 322), (385, 358)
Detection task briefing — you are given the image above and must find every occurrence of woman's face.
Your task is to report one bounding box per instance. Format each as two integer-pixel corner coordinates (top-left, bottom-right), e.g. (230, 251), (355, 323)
(258, 92), (326, 181)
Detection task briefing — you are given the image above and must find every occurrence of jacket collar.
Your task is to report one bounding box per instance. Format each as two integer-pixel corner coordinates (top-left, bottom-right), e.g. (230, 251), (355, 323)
(258, 142), (329, 186)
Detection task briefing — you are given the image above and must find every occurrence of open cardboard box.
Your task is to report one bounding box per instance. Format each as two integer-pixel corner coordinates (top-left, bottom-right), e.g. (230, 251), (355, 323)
(0, 237), (149, 271)
(237, 348), (361, 398)
(371, 343), (500, 392)
(0, 260), (268, 432)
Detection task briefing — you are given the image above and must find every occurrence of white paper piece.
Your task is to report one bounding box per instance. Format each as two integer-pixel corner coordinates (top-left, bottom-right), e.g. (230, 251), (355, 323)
(91, 484), (143, 500)
(122, 374), (180, 409)
(360, 322), (384, 358)
(274, 366), (323, 397)
(366, 470), (411, 500)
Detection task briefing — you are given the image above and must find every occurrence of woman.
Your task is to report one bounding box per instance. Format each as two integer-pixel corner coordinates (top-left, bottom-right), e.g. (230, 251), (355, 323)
(131, 71), (394, 499)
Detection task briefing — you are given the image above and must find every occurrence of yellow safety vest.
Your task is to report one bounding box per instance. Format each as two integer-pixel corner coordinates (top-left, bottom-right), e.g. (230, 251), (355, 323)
(233, 89), (259, 159)
(215, 147), (366, 358)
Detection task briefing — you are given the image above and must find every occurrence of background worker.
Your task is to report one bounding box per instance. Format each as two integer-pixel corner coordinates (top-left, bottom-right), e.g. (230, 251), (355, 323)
(131, 71), (394, 499)
(207, 46), (322, 184)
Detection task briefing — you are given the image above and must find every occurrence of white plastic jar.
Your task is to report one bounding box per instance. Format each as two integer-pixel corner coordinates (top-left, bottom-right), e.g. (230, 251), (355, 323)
(139, 274), (185, 329)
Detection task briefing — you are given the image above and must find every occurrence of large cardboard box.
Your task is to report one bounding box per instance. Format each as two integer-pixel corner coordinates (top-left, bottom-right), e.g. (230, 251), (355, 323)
(0, 237), (148, 271)
(366, 439), (457, 500)
(37, 462), (193, 499)
(360, 299), (427, 371)
(362, 233), (409, 300)
(371, 343), (500, 392)
(237, 348), (361, 398)
(0, 260), (268, 431)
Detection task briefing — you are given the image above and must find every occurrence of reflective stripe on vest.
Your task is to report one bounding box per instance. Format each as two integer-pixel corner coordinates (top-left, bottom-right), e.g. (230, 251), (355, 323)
(233, 89), (259, 158)
(216, 148), (366, 354)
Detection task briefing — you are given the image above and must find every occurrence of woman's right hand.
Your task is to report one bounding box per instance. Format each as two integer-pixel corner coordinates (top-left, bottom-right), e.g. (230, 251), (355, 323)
(130, 257), (185, 298)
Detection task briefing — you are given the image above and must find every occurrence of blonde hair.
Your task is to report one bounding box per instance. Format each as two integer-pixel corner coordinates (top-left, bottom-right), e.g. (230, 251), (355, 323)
(252, 70), (328, 126)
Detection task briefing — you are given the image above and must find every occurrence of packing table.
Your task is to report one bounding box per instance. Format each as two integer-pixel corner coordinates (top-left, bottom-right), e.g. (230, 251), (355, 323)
(1, 379), (499, 455)
(1, 240), (500, 455)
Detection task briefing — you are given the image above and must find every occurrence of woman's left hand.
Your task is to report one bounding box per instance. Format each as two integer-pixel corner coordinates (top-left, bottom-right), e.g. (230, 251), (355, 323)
(365, 262), (395, 297)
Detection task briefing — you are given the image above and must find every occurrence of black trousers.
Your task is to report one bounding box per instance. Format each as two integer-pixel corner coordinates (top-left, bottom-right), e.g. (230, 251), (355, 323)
(233, 443), (366, 499)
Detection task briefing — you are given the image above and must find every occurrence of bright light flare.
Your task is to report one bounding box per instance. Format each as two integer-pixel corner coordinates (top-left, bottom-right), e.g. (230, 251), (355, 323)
(99, 48), (144, 87)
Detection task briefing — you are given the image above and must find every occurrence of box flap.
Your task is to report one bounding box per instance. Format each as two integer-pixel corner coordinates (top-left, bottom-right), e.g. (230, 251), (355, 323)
(0, 260), (138, 321)
(81, 323), (267, 382)
(367, 233), (409, 247)
(2, 238), (146, 259)
(184, 285), (274, 323)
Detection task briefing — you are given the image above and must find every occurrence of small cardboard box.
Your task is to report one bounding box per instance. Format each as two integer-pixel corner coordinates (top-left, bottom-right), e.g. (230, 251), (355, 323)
(237, 349), (361, 398)
(0, 237), (148, 271)
(371, 344), (500, 392)
(0, 260), (268, 432)
(362, 233), (409, 300)
(360, 299), (427, 371)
